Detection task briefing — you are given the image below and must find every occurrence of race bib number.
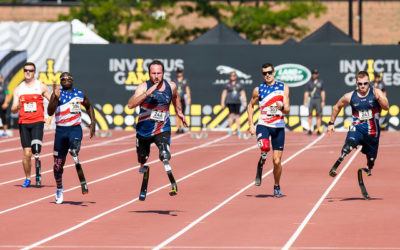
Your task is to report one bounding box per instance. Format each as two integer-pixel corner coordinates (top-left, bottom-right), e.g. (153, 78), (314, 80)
(266, 105), (279, 116)
(150, 110), (167, 122)
(70, 102), (81, 114)
(24, 102), (37, 113)
(359, 110), (372, 121)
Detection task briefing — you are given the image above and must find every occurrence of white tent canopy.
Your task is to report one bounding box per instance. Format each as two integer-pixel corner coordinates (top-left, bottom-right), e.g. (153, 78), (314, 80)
(71, 19), (109, 44)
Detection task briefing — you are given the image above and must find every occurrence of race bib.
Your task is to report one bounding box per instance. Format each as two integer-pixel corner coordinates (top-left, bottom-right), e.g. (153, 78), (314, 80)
(70, 102), (81, 114)
(266, 105), (279, 116)
(24, 102), (37, 113)
(150, 110), (167, 122)
(359, 110), (372, 121)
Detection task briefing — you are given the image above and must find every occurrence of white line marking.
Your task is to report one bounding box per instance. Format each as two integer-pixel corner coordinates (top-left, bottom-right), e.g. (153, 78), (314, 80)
(281, 147), (362, 250)
(0, 134), (226, 215)
(0, 133), (135, 168)
(0, 130), (55, 144)
(0, 133), (186, 184)
(20, 135), (248, 250)
(153, 134), (326, 250)
(2, 245), (400, 249)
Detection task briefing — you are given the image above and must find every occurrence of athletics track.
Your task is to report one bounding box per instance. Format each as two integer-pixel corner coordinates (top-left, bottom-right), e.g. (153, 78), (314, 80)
(0, 130), (399, 249)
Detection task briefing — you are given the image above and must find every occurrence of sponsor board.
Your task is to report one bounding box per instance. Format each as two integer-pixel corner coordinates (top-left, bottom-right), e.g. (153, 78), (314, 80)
(274, 63), (311, 87)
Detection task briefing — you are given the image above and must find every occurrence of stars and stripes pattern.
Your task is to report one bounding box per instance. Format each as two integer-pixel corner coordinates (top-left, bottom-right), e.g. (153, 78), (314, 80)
(55, 88), (84, 126)
(257, 81), (285, 128)
(350, 89), (381, 137)
(136, 80), (172, 137)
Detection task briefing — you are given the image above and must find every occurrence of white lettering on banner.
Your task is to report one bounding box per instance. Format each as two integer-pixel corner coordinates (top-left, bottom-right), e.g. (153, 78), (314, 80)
(340, 59), (400, 86)
(108, 58), (184, 91)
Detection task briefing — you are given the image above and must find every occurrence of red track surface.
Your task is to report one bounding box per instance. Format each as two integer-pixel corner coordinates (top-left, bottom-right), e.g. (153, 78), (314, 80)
(0, 130), (399, 249)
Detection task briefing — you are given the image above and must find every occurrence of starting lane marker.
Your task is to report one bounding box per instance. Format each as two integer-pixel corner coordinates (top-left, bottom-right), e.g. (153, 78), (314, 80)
(153, 133), (326, 250)
(282, 147), (361, 250)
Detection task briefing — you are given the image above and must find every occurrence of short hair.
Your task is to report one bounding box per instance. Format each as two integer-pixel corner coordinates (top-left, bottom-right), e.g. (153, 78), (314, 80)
(148, 60), (164, 73)
(262, 63), (274, 72)
(176, 68), (183, 73)
(24, 62), (36, 71)
(357, 71), (370, 80)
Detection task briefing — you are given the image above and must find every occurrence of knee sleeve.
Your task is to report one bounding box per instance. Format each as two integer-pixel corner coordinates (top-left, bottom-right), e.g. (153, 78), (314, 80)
(341, 140), (357, 156)
(69, 140), (81, 157)
(158, 143), (171, 162)
(53, 158), (66, 180)
(367, 157), (375, 170)
(257, 139), (270, 153)
(31, 139), (42, 155)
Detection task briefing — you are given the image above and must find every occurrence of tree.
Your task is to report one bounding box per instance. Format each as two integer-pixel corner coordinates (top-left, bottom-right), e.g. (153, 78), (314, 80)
(58, 0), (176, 43)
(167, 0), (327, 44)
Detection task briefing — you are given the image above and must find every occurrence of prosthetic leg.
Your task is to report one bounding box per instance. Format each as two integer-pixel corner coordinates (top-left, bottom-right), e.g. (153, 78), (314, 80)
(159, 144), (178, 196)
(255, 152), (267, 186)
(69, 140), (88, 194)
(255, 139), (270, 186)
(358, 156), (375, 200)
(329, 140), (357, 177)
(137, 153), (150, 201)
(31, 140), (42, 186)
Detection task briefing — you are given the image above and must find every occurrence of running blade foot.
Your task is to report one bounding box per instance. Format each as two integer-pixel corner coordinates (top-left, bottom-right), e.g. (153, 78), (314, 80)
(329, 169), (337, 177)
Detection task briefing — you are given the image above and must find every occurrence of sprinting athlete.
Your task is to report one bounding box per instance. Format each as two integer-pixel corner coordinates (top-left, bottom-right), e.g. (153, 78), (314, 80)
(328, 71), (389, 178)
(127, 60), (187, 201)
(47, 72), (96, 204)
(11, 62), (51, 187)
(247, 62), (290, 198)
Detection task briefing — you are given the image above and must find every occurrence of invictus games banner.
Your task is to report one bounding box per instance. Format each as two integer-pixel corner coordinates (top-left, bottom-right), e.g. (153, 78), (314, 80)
(70, 44), (400, 131)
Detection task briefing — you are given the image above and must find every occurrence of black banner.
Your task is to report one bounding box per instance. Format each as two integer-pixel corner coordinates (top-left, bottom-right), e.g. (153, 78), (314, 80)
(71, 44), (400, 131)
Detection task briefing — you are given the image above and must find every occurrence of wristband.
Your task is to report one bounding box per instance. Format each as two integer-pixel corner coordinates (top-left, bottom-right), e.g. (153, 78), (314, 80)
(328, 121), (334, 126)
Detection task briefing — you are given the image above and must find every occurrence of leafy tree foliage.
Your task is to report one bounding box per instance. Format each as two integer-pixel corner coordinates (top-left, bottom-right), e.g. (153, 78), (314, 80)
(58, 0), (176, 43)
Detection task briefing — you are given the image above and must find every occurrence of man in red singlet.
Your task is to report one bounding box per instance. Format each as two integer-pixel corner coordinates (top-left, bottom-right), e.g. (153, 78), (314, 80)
(11, 62), (51, 188)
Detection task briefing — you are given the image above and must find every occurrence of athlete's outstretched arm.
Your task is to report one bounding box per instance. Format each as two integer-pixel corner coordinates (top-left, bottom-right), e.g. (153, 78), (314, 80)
(11, 85), (20, 114)
(82, 93), (96, 138)
(327, 92), (352, 135)
(372, 87), (389, 110)
(247, 87), (259, 136)
(47, 83), (60, 116)
(281, 84), (290, 115)
(171, 82), (188, 127)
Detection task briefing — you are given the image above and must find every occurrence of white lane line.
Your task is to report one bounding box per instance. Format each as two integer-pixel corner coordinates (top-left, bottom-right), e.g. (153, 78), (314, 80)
(153, 134), (326, 250)
(0, 133), (185, 185)
(281, 147), (362, 250)
(0, 134), (227, 215)
(0, 130), (55, 144)
(0, 133), (135, 168)
(20, 134), (238, 250)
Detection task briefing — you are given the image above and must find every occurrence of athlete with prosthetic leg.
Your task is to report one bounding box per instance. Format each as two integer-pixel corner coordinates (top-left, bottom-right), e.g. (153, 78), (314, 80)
(11, 62), (51, 187)
(128, 60), (187, 201)
(247, 63), (290, 198)
(47, 72), (96, 204)
(327, 71), (389, 199)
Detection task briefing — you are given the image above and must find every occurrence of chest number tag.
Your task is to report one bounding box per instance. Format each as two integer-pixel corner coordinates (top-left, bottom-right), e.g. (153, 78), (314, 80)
(266, 105), (279, 116)
(24, 102), (37, 113)
(70, 102), (81, 114)
(359, 110), (373, 121)
(150, 110), (167, 122)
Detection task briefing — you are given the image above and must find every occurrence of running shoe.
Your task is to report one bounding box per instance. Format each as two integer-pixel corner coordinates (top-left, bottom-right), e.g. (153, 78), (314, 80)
(55, 185), (64, 204)
(308, 130), (312, 136)
(274, 185), (282, 198)
(0, 132), (7, 138)
(21, 179), (31, 188)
